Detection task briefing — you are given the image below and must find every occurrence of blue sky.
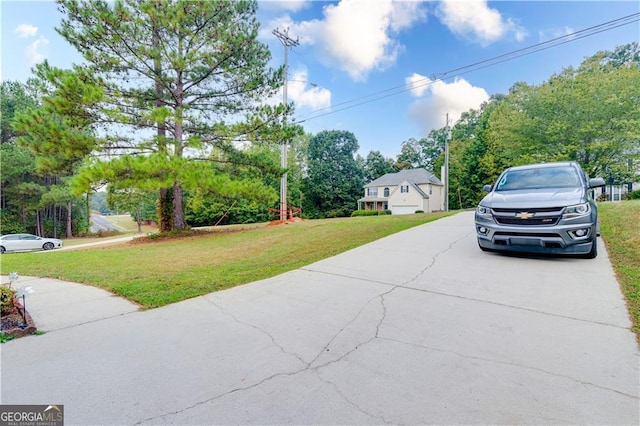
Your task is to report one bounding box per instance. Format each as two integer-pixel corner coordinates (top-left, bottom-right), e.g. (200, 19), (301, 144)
(2, 0), (639, 159)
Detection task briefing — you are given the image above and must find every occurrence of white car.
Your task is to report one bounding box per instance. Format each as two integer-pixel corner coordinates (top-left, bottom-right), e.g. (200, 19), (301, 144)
(0, 234), (63, 254)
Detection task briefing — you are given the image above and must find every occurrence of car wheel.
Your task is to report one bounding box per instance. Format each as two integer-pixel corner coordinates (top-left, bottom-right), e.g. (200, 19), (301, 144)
(43, 242), (54, 250)
(0, 246), (5, 254)
(582, 239), (598, 259)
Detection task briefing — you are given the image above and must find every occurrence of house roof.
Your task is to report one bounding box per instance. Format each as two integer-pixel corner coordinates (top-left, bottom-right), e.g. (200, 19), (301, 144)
(365, 168), (442, 188)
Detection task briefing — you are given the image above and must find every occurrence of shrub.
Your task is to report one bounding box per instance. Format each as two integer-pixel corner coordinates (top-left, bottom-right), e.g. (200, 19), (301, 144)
(415, 210), (424, 213)
(325, 206), (353, 218)
(624, 190), (640, 200)
(0, 287), (16, 317)
(380, 210), (392, 215)
(351, 210), (379, 217)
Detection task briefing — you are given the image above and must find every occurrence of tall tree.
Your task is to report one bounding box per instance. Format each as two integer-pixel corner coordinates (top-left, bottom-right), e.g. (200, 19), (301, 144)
(445, 44), (640, 209)
(396, 138), (423, 169)
(362, 150), (396, 182)
(304, 130), (364, 218)
(13, 64), (102, 237)
(56, 0), (287, 230)
(1, 81), (38, 144)
(2, 79), (88, 236)
(1, 81), (41, 233)
(395, 134), (445, 173)
(419, 129), (447, 174)
(449, 103), (500, 209)
(486, 48), (640, 181)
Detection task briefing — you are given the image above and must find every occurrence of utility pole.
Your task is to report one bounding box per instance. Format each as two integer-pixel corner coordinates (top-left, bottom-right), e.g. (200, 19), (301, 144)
(273, 28), (299, 222)
(444, 113), (450, 212)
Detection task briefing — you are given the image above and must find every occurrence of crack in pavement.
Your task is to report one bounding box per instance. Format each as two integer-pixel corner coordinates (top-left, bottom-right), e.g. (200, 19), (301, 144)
(379, 335), (640, 401)
(397, 283), (632, 330)
(134, 365), (310, 425)
(310, 229), (472, 365)
(202, 295), (309, 366)
(291, 231), (472, 423)
(313, 370), (394, 424)
(135, 284), (397, 424)
(306, 292), (383, 367)
(396, 230), (474, 289)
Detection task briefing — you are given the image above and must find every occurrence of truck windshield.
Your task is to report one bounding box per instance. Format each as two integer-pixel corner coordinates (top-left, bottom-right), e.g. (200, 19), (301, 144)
(495, 166), (581, 191)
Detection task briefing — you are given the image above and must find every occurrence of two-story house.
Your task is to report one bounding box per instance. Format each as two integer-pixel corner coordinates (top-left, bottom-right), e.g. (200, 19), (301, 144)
(357, 168), (444, 214)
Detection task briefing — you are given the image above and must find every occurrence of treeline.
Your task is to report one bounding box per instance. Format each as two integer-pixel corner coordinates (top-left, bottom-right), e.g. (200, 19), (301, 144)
(1, 1), (637, 236)
(397, 43), (640, 209)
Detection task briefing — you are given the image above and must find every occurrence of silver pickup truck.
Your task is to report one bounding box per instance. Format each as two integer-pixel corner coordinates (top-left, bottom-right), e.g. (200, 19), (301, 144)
(475, 162), (606, 258)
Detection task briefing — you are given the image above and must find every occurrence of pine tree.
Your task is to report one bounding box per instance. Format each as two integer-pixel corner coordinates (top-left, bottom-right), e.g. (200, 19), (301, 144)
(56, 0), (288, 230)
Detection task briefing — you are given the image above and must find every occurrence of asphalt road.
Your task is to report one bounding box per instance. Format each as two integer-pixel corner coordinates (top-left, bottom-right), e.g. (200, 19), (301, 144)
(90, 213), (122, 233)
(2, 211), (638, 424)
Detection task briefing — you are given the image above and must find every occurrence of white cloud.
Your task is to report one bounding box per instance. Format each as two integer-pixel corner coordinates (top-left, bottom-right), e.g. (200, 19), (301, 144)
(266, 68), (331, 112)
(26, 37), (50, 65)
(406, 72), (432, 97)
(406, 75), (489, 135)
(287, 69), (332, 110)
(538, 26), (574, 43)
(265, 0), (428, 81)
(15, 24), (38, 38)
(436, 0), (527, 46)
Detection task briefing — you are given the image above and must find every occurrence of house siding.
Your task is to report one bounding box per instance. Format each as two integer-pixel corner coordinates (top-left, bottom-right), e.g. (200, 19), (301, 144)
(358, 168), (444, 214)
(389, 180), (424, 214)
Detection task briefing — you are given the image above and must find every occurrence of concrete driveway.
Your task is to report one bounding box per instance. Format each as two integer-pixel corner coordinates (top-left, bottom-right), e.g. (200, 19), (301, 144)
(2, 211), (638, 424)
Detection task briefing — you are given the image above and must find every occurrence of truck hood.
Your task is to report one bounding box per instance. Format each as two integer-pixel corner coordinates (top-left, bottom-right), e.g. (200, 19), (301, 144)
(480, 187), (585, 209)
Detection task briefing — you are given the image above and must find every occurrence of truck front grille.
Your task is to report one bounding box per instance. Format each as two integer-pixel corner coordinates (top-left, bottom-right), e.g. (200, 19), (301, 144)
(492, 207), (563, 227)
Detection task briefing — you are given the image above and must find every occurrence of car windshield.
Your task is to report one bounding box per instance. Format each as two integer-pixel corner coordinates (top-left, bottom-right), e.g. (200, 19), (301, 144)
(495, 166), (581, 191)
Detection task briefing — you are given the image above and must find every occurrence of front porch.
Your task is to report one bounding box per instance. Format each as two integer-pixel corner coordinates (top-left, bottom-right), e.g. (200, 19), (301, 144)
(357, 197), (388, 212)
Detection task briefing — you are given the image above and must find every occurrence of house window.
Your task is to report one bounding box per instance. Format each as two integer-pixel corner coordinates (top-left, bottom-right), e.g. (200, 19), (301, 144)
(429, 185), (432, 195)
(384, 187), (389, 197)
(367, 188), (378, 197)
(400, 185), (409, 193)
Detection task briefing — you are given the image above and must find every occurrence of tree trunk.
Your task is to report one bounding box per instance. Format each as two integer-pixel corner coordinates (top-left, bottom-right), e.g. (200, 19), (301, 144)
(173, 182), (185, 229)
(86, 192), (91, 234)
(136, 205), (142, 234)
(53, 205), (58, 238)
(153, 21), (173, 232)
(36, 210), (44, 236)
(66, 201), (73, 238)
(172, 58), (186, 230)
(158, 188), (173, 232)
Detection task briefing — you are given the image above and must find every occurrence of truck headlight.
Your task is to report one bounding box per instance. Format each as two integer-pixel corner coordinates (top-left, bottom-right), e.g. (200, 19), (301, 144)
(563, 203), (590, 219)
(476, 205), (492, 217)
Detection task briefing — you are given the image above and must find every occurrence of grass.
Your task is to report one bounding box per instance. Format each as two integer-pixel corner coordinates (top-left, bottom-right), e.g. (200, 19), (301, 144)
(0, 212), (453, 309)
(598, 200), (640, 341)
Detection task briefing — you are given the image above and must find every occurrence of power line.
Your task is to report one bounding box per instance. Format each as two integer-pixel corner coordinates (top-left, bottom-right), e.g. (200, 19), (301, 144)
(293, 12), (640, 125)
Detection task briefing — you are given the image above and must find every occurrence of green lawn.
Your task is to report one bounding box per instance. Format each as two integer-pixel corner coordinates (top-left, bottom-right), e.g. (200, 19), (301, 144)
(0, 212), (453, 308)
(598, 200), (640, 342)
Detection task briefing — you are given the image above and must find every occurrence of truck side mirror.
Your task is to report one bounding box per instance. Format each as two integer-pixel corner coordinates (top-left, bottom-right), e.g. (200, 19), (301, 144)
(482, 184), (492, 192)
(589, 177), (606, 188)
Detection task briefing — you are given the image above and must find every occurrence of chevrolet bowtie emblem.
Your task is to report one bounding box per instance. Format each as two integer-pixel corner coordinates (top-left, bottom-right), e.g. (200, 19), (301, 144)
(516, 212), (534, 219)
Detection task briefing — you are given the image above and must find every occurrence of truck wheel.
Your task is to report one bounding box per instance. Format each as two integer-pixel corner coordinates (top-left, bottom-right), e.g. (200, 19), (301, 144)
(583, 239), (598, 259)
